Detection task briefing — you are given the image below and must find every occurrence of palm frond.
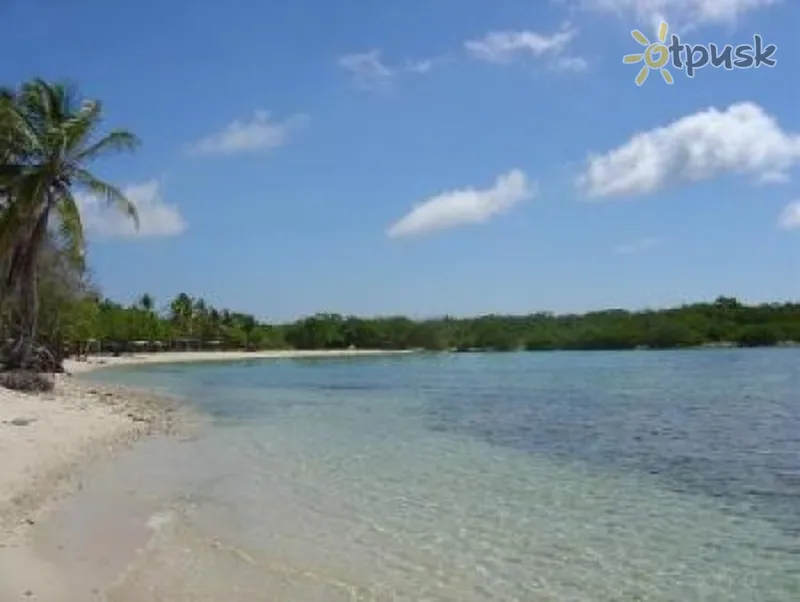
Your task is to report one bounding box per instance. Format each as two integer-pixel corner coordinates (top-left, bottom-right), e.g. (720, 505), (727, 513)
(74, 168), (139, 230)
(16, 79), (81, 158)
(28, 78), (79, 127)
(16, 80), (50, 139)
(63, 99), (103, 157)
(0, 88), (41, 156)
(75, 129), (140, 162)
(53, 187), (86, 267)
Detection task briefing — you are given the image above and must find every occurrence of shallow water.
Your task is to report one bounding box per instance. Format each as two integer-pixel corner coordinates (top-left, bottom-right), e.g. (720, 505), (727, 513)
(56, 350), (800, 600)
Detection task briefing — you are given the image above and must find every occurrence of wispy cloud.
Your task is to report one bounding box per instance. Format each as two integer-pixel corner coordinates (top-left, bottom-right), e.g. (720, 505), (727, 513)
(338, 50), (442, 91)
(187, 110), (308, 156)
(551, 55), (589, 72)
(465, 25), (587, 71)
(387, 170), (535, 238)
(338, 51), (394, 90)
(570, 0), (781, 28)
(77, 180), (187, 240)
(405, 58), (436, 74)
(578, 103), (800, 199)
(613, 236), (662, 254)
(777, 200), (800, 230)
(465, 28), (574, 62)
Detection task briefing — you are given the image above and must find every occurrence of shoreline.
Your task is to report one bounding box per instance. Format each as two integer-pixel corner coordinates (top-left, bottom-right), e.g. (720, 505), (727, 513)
(65, 348), (417, 374)
(1, 349), (413, 526)
(0, 348), (411, 600)
(0, 374), (195, 600)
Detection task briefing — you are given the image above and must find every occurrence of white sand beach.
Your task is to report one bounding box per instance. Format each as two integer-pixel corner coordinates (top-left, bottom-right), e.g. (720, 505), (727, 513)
(65, 348), (413, 373)
(0, 349), (410, 601)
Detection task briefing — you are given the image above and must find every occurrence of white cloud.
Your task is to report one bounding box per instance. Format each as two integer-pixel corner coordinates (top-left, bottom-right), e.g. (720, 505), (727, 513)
(552, 55), (590, 72)
(465, 25), (588, 72)
(187, 110), (307, 156)
(777, 200), (800, 230)
(77, 180), (187, 240)
(338, 51), (394, 90)
(573, 0), (780, 27)
(387, 169), (535, 238)
(465, 28), (577, 63)
(578, 102), (800, 199)
(613, 236), (662, 254)
(338, 50), (439, 91)
(405, 58), (436, 74)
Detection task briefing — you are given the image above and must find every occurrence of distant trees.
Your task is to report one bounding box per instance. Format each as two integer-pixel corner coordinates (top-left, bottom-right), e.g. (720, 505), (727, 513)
(169, 293), (193, 336)
(6, 254), (800, 358)
(139, 293), (155, 313)
(73, 294), (793, 354)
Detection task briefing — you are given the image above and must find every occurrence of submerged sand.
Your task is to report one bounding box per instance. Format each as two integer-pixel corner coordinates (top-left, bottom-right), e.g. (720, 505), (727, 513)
(0, 349), (408, 601)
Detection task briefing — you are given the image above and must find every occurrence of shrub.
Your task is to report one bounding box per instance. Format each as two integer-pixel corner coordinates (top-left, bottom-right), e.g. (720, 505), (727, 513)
(0, 370), (55, 393)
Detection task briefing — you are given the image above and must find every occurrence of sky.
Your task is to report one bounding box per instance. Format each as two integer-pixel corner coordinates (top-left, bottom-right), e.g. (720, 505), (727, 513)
(2, 0), (800, 321)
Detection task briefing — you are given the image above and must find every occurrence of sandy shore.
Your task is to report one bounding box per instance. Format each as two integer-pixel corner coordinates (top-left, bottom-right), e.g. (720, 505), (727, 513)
(65, 348), (414, 373)
(0, 348), (410, 600)
(1, 349), (409, 522)
(0, 376), (189, 600)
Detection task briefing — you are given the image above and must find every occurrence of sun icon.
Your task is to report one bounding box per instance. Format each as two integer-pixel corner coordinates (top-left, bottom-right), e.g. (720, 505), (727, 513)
(623, 22), (675, 86)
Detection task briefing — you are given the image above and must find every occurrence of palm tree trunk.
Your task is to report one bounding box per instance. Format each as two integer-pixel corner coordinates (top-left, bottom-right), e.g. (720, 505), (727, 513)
(6, 255), (39, 369)
(5, 209), (48, 370)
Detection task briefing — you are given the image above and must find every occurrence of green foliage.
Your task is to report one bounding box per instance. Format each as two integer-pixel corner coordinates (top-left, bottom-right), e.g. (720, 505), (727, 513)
(35, 292), (800, 354)
(735, 324), (781, 348)
(0, 78), (139, 368)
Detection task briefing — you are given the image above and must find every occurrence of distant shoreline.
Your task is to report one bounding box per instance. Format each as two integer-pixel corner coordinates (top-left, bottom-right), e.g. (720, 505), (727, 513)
(63, 344), (800, 377)
(64, 348), (418, 374)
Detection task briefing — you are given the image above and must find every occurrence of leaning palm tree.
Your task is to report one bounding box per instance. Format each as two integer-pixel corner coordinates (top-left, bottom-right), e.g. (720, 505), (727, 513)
(0, 79), (140, 369)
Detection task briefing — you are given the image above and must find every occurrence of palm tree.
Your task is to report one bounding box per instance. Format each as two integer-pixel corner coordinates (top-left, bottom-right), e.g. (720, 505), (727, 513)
(0, 79), (140, 369)
(169, 293), (194, 337)
(139, 293), (155, 312)
(208, 308), (222, 341)
(193, 297), (210, 343)
(240, 314), (257, 349)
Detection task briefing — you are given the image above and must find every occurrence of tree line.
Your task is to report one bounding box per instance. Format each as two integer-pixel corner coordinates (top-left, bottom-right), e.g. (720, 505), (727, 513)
(48, 293), (800, 353)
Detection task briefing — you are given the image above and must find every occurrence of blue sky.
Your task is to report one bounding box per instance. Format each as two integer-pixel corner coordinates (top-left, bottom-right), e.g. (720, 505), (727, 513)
(2, 0), (800, 320)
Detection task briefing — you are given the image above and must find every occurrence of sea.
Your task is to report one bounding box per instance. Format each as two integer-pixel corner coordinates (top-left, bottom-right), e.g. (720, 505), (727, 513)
(40, 349), (800, 601)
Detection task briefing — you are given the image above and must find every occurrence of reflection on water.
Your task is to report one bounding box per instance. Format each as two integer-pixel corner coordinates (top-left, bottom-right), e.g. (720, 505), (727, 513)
(66, 349), (800, 600)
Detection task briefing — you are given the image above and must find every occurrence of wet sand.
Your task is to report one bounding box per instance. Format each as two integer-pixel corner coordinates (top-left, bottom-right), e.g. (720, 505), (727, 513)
(0, 369), (191, 600)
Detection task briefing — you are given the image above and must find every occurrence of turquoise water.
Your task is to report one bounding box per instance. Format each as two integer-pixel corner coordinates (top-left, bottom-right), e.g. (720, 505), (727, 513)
(79, 350), (799, 600)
